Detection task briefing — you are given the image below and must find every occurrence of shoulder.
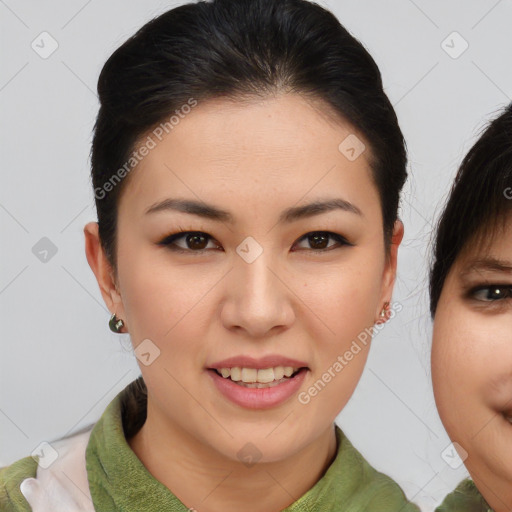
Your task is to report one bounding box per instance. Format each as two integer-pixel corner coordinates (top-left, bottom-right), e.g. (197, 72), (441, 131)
(1, 425), (96, 512)
(435, 478), (493, 512)
(330, 426), (421, 511)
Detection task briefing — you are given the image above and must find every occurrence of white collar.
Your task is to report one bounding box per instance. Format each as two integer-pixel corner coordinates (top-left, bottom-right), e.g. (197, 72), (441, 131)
(19, 427), (95, 512)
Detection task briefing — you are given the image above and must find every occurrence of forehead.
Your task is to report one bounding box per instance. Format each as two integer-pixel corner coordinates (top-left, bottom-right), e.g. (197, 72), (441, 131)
(118, 93), (379, 221)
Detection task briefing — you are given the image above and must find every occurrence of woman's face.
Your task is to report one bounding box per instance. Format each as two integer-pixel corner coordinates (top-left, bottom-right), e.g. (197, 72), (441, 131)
(86, 93), (402, 463)
(432, 218), (512, 511)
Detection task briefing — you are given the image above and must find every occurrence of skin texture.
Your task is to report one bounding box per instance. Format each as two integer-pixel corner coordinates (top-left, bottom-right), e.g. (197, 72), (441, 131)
(84, 93), (403, 512)
(432, 220), (512, 512)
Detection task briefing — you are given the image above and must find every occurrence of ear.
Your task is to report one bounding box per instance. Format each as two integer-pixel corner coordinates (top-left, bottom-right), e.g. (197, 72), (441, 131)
(375, 219), (404, 322)
(84, 222), (127, 331)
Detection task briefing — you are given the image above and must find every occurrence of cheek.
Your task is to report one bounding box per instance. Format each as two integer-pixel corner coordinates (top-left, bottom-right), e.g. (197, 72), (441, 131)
(116, 240), (210, 345)
(297, 270), (375, 419)
(432, 304), (512, 436)
(431, 299), (480, 439)
(301, 252), (384, 338)
(434, 310), (512, 387)
(301, 257), (383, 403)
(322, 279), (377, 339)
(432, 307), (483, 401)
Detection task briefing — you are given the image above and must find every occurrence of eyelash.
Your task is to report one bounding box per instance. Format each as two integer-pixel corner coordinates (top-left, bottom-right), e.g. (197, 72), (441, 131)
(468, 285), (512, 302)
(157, 229), (352, 255)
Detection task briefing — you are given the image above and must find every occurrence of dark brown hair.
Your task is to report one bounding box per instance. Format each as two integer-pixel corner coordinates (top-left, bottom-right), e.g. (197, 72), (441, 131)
(90, 0), (408, 275)
(429, 102), (512, 317)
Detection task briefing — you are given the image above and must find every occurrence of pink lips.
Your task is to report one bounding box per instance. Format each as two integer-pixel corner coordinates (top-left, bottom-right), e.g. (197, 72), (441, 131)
(206, 354), (309, 410)
(208, 366), (308, 409)
(208, 354), (309, 371)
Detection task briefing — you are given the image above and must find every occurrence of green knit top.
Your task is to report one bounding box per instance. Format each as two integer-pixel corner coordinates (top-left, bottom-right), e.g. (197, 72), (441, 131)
(435, 478), (493, 512)
(1, 378), (420, 511)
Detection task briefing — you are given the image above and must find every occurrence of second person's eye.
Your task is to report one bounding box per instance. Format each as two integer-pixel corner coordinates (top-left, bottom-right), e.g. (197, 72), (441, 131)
(471, 285), (512, 302)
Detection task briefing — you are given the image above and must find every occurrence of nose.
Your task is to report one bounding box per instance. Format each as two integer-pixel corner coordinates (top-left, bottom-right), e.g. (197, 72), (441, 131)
(220, 250), (295, 338)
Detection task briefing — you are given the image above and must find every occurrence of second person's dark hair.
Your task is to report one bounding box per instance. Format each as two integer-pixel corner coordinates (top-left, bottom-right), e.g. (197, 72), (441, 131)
(429, 102), (512, 317)
(90, 0), (408, 272)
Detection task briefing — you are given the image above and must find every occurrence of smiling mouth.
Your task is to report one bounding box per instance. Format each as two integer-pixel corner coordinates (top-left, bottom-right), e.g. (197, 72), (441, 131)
(209, 366), (307, 388)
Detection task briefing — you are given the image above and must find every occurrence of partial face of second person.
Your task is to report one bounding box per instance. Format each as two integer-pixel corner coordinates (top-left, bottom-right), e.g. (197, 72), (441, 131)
(85, 93), (402, 465)
(433, 219), (512, 511)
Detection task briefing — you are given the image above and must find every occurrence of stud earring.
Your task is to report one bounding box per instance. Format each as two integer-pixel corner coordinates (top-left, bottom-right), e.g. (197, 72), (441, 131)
(378, 301), (390, 322)
(109, 313), (124, 333)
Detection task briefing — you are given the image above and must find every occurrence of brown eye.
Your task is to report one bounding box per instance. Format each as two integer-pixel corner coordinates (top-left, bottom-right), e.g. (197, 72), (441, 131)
(183, 233), (209, 250)
(309, 233), (330, 250)
(159, 231), (220, 254)
(293, 231), (351, 252)
(159, 230), (351, 255)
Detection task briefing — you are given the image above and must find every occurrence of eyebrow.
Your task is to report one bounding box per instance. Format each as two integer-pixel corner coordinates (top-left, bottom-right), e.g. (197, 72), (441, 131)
(459, 257), (512, 277)
(144, 197), (363, 224)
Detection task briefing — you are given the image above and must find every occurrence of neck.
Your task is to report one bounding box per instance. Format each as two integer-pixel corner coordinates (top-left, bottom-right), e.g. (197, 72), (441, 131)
(128, 405), (338, 512)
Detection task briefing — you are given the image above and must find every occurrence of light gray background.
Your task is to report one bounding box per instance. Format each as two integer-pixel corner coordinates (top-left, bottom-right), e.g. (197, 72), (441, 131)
(1, 1), (510, 510)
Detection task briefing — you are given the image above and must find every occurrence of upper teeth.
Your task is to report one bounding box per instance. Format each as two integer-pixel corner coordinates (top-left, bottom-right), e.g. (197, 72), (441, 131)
(218, 366), (299, 383)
